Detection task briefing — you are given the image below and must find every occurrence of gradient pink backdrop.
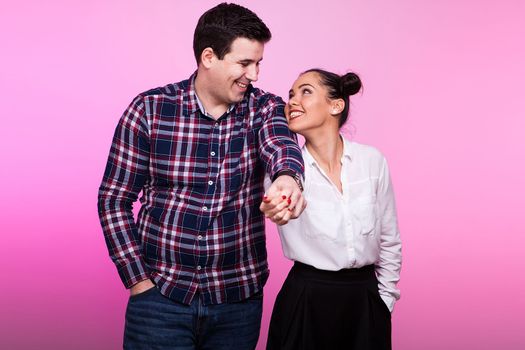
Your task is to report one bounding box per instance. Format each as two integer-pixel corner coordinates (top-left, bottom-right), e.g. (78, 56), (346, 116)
(1, 1), (524, 349)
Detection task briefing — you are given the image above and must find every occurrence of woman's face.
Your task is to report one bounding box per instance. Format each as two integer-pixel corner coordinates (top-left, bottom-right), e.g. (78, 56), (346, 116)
(285, 72), (337, 135)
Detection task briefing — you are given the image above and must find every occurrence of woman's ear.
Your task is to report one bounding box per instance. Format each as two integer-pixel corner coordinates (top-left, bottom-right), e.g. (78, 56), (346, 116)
(330, 99), (345, 115)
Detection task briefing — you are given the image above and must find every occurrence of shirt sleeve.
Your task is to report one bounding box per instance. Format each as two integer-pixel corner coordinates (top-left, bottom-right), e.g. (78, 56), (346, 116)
(256, 95), (304, 179)
(376, 156), (402, 312)
(97, 95), (151, 289)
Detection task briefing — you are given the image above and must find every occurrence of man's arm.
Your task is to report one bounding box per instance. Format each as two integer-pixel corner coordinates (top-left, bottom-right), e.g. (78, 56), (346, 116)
(256, 95), (305, 225)
(97, 95), (152, 290)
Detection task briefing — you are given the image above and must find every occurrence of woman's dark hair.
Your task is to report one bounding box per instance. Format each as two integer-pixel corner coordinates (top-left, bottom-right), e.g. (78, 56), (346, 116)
(193, 3), (272, 65)
(303, 68), (362, 128)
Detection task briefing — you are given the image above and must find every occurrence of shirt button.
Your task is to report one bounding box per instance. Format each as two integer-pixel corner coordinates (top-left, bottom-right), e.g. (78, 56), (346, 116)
(210, 151), (216, 156)
(208, 180), (213, 185)
(202, 206), (208, 211)
(197, 235), (203, 240)
(197, 265), (202, 270)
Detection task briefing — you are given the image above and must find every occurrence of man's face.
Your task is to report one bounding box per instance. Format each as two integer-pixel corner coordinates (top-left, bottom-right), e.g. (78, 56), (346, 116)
(208, 37), (264, 105)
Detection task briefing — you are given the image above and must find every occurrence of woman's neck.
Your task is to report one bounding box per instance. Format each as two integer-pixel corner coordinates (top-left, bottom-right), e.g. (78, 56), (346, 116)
(305, 131), (344, 173)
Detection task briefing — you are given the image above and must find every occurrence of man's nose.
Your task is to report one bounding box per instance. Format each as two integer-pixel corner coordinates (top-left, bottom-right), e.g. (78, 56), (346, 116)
(245, 64), (259, 82)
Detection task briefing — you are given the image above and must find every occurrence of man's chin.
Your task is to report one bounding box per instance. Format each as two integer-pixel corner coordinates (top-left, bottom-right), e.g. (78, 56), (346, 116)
(230, 93), (245, 104)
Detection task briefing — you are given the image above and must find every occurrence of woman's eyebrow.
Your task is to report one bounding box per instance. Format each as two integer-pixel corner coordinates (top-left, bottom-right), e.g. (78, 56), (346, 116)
(298, 83), (315, 89)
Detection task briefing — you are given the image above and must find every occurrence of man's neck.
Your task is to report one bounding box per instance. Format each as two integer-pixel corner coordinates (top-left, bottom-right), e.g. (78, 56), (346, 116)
(194, 73), (229, 120)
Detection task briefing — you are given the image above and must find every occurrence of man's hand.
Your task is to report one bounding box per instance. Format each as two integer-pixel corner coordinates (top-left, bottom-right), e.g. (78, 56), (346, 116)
(260, 175), (306, 225)
(130, 279), (155, 296)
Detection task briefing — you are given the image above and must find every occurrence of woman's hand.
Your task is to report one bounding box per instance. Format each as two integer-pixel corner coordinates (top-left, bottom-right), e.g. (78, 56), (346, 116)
(259, 175), (307, 225)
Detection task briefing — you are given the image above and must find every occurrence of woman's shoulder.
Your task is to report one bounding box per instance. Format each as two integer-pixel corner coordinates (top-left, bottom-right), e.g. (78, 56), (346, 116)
(342, 137), (386, 163)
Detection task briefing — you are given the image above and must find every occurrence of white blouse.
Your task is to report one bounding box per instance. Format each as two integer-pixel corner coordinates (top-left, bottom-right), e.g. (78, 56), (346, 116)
(267, 136), (402, 312)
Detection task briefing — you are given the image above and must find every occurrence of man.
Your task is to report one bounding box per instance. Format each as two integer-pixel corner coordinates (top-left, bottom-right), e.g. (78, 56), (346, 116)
(98, 3), (305, 349)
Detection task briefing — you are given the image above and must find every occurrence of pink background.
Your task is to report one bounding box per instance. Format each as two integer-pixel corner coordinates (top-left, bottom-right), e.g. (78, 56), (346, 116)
(1, 0), (524, 349)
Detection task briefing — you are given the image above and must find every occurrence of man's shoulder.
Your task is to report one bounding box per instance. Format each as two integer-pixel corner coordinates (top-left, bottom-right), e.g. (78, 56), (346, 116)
(248, 86), (285, 109)
(138, 79), (190, 100)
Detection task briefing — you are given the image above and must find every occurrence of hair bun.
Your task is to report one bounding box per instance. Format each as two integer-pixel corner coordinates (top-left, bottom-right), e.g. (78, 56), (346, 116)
(341, 72), (362, 96)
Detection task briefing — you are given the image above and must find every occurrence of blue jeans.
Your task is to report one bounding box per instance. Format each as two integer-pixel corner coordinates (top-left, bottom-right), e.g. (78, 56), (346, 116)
(123, 286), (263, 349)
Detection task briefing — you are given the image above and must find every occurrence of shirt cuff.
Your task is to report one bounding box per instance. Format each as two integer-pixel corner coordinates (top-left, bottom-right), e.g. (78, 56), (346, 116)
(380, 294), (396, 313)
(272, 170), (304, 191)
(117, 258), (151, 289)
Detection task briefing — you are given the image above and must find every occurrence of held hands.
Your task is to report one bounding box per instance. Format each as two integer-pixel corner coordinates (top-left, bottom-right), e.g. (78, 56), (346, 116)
(259, 175), (306, 225)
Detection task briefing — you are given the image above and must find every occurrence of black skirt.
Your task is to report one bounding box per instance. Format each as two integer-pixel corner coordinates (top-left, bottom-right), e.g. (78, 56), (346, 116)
(267, 262), (391, 350)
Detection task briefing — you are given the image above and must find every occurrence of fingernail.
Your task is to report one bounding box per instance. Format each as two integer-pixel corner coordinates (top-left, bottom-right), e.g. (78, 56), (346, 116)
(288, 208), (293, 212)
(287, 198), (291, 205)
(282, 195), (287, 200)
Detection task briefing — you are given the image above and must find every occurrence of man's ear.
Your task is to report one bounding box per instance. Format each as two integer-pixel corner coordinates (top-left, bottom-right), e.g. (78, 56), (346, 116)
(200, 47), (216, 69)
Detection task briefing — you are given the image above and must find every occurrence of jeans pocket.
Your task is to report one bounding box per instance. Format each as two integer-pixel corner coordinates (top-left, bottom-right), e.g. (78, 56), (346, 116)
(129, 286), (158, 301)
(247, 290), (264, 302)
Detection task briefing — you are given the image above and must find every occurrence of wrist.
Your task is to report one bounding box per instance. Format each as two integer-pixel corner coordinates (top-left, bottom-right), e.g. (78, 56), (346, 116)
(274, 170), (304, 191)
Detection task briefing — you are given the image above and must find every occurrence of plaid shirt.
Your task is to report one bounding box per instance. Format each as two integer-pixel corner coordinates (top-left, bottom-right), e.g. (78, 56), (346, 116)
(98, 73), (303, 305)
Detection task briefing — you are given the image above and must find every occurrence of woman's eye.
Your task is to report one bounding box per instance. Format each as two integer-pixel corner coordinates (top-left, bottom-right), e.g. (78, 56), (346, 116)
(302, 88), (312, 95)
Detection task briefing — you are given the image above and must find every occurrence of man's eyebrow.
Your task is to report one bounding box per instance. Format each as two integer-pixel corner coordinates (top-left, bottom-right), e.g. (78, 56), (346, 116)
(238, 58), (263, 64)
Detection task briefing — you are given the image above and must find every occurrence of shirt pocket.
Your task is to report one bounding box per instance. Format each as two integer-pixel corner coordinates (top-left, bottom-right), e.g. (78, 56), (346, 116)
(303, 200), (342, 242)
(350, 196), (378, 235)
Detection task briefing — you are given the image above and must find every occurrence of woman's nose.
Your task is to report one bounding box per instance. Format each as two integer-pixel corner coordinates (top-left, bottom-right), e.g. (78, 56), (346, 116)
(288, 95), (299, 106)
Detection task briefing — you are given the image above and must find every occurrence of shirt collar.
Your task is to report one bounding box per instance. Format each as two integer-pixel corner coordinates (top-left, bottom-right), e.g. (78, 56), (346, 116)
(342, 135), (353, 161)
(302, 143), (316, 167)
(303, 134), (353, 167)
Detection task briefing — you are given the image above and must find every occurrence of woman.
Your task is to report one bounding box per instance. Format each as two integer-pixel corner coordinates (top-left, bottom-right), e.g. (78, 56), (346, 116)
(264, 69), (402, 350)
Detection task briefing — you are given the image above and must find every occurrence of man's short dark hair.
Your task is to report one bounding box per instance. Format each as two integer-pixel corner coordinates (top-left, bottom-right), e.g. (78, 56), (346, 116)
(193, 3), (272, 65)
